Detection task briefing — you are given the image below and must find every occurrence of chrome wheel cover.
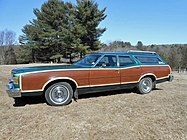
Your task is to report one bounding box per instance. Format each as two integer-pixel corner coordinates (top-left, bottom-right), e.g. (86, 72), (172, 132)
(49, 85), (70, 105)
(141, 79), (152, 93)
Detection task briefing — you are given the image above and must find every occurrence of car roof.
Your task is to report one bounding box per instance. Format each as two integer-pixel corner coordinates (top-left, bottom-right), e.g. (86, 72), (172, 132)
(92, 50), (157, 56)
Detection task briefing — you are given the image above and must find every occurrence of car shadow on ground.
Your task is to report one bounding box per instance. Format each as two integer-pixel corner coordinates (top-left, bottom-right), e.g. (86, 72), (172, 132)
(78, 88), (163, 99)
(13, 88), (163, 107)
(78, 89), (134, 100)
(13, 96), (46, 107)
(153, 88), (163, 91)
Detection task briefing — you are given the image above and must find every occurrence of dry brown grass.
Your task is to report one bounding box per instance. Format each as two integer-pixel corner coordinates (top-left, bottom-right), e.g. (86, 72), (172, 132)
(0, 64), (187, 140)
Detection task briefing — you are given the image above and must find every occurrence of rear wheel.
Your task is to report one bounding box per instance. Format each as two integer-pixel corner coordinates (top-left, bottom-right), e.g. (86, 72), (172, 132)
(137, 77), (153, 94)
(45, 82), (73, 106)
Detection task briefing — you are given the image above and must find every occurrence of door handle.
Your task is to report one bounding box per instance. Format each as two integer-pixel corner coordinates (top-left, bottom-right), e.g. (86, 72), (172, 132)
(114, 69), (120, 73)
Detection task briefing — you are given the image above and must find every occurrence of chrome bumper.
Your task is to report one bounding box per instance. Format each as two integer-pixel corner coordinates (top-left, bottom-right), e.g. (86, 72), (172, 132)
(6, 81), (21, 97)
(168, 74), (174, 82)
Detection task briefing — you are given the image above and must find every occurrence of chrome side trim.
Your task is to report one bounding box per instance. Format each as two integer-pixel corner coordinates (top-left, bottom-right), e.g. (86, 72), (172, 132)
(19, 65), (170, 75)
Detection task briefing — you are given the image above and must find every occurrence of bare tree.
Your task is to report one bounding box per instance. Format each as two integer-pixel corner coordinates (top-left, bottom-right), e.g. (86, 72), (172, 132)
(5, 30), (16, 45)
(0, 29), (16, 64)
(0, 30), (5, 46)
(0, 30), (6, 64)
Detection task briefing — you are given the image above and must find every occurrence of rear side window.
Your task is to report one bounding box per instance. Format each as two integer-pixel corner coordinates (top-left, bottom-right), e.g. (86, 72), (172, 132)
(119, 56), (135, 66)
(135, 56), (164, 64)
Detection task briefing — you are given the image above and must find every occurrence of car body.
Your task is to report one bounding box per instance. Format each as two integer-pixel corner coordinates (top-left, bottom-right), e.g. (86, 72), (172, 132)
(7, 50), (174, 106)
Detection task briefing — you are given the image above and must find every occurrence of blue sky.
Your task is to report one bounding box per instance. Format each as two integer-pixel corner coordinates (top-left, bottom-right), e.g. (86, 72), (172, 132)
(0, 0), (187, 45)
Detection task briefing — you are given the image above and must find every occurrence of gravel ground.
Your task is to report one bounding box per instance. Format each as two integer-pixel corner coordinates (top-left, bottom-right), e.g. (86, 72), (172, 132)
(0, 64), (187, 140)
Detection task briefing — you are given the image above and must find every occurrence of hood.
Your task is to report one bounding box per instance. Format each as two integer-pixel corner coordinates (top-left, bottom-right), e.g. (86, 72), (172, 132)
(12, 64), (87, 74)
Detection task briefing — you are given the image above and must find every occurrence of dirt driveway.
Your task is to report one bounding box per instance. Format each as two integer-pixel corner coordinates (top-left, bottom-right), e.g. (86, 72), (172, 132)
(0, 64), (187, 140)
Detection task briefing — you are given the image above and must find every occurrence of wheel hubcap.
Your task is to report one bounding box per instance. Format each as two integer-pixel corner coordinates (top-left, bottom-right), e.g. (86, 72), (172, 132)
(49, 85), (69, 104)
(142, 79), (152, 93)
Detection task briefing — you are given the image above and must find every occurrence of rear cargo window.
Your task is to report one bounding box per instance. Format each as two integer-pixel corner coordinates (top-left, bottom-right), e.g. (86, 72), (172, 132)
(135, 56), (164, 64)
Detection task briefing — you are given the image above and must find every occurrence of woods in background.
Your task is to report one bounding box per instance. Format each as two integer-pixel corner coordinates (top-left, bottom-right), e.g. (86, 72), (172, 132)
(0, 0), (187, 71)
(101, 41), (187, 71)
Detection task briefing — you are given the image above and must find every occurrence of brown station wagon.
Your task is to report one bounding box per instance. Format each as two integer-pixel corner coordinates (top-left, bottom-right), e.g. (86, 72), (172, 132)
(7, 51), (174, 106)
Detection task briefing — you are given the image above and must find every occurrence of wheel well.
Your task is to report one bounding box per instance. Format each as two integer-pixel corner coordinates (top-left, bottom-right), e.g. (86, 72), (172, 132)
(43, 79), (77, 94)
(142, 75), (156, 82)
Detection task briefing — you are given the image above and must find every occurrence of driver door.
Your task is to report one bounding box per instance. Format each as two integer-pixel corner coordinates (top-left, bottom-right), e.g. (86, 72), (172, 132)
(89, 55), (120, 92)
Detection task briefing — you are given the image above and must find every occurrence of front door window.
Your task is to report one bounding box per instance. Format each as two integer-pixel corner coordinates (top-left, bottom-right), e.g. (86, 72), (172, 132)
(96, 55), (117, 67)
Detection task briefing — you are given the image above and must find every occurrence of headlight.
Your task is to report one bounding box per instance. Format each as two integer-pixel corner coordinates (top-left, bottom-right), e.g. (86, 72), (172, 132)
(13, 76), (19, 84)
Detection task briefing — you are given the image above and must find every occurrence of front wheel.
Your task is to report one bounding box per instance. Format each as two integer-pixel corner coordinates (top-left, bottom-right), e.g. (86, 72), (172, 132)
(45, 82), (73, 106)
(137, 77), (153, 94)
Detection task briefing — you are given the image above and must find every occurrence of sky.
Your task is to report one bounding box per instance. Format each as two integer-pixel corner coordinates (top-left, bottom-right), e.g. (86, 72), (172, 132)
(0, 0), (187, 45)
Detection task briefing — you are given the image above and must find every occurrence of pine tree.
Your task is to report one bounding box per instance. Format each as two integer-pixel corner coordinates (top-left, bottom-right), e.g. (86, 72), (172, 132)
(75, 0), (107, 58)
(20, 0), (69, 62)
(19, 24), (39, 62)
(5, 46), (17, 64)
(19, 0), (107, 62)
(136, 41), (143, 50)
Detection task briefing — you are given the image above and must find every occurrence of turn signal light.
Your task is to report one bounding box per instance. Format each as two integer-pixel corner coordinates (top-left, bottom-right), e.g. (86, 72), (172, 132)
(13, 77), (19, 84)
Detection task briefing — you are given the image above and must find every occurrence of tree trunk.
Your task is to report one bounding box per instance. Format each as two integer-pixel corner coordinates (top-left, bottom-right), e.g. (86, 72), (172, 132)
(80, 52), (83, 59)
(69, 54), (72, 63)
(31, 49), (35, 63)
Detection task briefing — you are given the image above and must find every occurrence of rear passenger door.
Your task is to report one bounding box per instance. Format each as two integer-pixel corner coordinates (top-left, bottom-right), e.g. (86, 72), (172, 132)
(119, 56), (142, 86)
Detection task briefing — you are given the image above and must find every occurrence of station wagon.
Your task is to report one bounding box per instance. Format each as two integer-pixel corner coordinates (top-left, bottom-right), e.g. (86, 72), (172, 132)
(7, 50), (174, 106)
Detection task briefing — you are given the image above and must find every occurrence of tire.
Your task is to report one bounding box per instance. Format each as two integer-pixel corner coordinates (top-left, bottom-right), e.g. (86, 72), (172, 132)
(137, 77), (153, 94)
(45, 82), (73, 106)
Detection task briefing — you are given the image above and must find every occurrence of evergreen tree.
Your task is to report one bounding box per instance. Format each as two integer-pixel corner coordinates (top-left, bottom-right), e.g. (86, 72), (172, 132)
(5, 46), (17, 64)
(136, 41), (143, 50)
(19, 0), (107, 62)
(74, 0), (107, 58)
(19, 24), (39, 62)
(20, 0), (70, 62)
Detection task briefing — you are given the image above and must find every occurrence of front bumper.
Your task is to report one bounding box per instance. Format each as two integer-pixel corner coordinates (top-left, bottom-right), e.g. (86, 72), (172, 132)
(6, 81), (21, 98)
(168, 74), (174, 82)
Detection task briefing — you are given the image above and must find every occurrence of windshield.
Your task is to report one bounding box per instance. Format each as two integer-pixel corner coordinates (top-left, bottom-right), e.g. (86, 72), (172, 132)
(74, 54), (101, 66)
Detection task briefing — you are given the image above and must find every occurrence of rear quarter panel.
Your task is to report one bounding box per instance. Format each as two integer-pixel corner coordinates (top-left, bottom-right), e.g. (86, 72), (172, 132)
(140, 65), (171, 79)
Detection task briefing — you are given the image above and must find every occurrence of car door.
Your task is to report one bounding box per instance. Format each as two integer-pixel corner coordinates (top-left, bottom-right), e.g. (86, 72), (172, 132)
(119, 55), (142, 87)
(89, 55), (120, 92)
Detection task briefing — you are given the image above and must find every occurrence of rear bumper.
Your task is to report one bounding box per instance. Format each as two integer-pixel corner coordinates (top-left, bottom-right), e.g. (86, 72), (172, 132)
(6, 81), (21, 98)
(156, 74), (174, 84)
(168, 74), (174, 82)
